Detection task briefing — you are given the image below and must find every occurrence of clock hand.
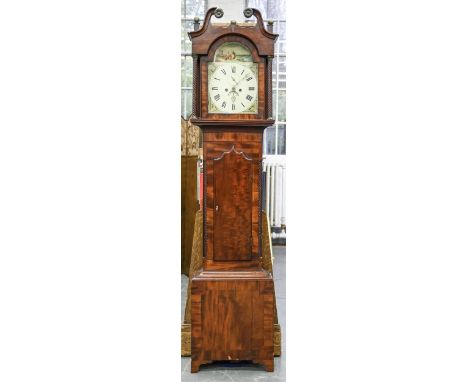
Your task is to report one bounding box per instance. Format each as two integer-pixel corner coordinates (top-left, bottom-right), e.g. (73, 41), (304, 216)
(232, 74), (248, 88)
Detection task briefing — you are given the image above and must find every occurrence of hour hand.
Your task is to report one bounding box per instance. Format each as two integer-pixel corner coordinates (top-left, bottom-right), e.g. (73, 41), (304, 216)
(235, 74), (248, 87)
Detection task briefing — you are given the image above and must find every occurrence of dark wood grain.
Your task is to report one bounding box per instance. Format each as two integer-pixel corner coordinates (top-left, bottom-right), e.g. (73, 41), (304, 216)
(213, 149), (252, 261)
(181, 211), (282, 358)
(202, 133), (263, 267)
(189, 7), (277, 373)
(191, 272), (274, 372)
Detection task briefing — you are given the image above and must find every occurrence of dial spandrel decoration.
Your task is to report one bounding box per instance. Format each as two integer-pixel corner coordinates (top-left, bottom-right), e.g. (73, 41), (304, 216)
(208, 42), (258, 114)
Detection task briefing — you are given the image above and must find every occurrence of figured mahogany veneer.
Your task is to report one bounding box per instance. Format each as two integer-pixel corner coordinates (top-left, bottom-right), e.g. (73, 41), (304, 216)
(191, 271), (274, 373)
(203, 129), (263, 267)
(189, 7), (278, 373)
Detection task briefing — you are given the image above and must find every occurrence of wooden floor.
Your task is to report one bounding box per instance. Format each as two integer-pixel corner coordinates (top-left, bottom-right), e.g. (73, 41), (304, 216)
(181, 246), (286, 381)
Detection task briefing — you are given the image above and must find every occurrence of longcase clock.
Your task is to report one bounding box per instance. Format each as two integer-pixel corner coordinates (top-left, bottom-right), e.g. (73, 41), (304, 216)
(189, 7), (278, 373)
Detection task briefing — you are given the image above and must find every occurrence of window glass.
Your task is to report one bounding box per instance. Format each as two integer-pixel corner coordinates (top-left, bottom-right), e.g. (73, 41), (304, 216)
(181, 0), (206, 117)
(264, 126), (276, 155)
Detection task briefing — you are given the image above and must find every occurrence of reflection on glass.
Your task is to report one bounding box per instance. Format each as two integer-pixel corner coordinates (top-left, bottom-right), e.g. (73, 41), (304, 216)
(265, 127), (276, 155)
(277, 124), (286, 155)
(277, 90), (286, 122)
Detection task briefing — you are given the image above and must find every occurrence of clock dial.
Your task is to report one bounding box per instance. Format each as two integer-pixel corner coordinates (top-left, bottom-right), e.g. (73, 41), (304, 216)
(208, 62), (258, 114)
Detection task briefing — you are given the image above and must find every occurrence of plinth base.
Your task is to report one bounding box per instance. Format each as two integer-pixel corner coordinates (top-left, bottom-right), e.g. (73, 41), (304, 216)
(190, 270), (275, 373)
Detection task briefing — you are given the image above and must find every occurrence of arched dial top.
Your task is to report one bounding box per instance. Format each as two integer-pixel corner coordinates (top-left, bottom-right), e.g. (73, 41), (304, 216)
(208, 42), (258, 114)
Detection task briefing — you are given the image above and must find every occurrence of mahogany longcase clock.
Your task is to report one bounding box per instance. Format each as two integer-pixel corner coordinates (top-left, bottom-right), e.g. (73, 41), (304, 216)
(189, 7), (278, 373)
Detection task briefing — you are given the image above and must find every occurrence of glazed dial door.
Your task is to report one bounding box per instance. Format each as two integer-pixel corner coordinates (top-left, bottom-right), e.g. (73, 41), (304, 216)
(208, 62), (258, 114)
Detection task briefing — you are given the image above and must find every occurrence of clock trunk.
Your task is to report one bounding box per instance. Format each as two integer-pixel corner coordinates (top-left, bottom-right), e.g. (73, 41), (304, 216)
(213, 149), (253, 261)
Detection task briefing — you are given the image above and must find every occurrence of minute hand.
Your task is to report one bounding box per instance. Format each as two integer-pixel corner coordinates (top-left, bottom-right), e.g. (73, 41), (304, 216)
(233, 74), (248, 88)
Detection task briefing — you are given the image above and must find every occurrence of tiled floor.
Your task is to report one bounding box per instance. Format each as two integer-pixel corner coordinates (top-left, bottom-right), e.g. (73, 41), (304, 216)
(181, 246), (286, 382)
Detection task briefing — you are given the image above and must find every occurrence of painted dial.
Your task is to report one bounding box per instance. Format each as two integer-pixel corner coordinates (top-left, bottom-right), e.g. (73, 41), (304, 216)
(208, 63), (258, 114)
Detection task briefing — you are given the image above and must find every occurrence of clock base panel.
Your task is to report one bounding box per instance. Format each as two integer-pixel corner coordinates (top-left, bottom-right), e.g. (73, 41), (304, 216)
(191, 270), (274, 372)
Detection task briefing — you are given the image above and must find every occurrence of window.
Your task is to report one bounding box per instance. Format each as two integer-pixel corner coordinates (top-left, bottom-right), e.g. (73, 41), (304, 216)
(181, 0), (206, 119)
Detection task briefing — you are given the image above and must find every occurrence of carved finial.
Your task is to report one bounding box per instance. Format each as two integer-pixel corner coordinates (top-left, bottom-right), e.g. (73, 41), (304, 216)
(267, 20), (274, 32)
(214, 8), (224, 18)
(244, 8), (254, 18)
(193, 16), (200, 31)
